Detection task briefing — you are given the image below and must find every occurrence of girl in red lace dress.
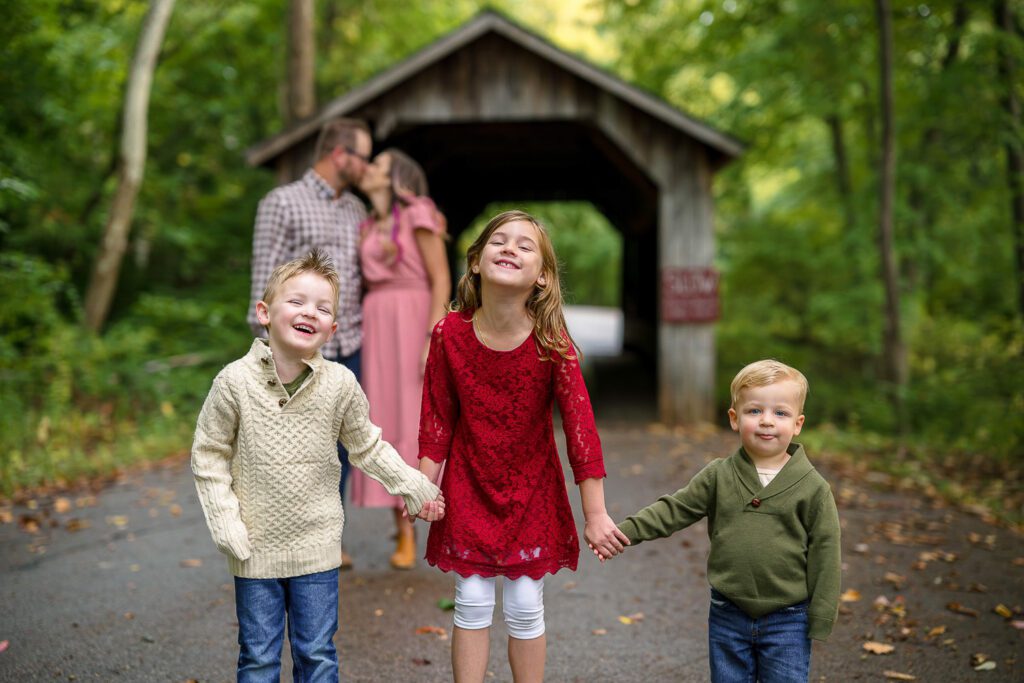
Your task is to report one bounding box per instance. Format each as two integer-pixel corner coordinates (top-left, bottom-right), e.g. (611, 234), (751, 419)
(416, 209), (630, 682)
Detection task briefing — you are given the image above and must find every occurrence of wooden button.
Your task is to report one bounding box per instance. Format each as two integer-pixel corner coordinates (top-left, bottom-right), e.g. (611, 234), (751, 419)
(278, 398), (287, 407)
(751, 498), (761, 508)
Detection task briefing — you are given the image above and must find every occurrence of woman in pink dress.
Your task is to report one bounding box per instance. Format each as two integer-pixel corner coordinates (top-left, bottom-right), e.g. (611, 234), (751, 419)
(351, 148), (450, 569)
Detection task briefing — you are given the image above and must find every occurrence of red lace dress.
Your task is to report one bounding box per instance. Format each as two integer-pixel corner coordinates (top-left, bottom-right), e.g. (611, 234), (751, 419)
(418, 310), (606, 580)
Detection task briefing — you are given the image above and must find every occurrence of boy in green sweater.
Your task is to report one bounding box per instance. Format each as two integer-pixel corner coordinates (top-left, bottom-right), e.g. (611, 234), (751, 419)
(601, 359), (840, 683)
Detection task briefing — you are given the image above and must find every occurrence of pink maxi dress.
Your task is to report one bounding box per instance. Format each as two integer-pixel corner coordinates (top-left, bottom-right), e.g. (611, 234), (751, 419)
(350, 196), (443, 509)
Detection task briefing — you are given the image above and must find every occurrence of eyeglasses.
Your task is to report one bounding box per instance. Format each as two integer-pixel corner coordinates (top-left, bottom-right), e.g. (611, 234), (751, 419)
(343, 146), (370, 163)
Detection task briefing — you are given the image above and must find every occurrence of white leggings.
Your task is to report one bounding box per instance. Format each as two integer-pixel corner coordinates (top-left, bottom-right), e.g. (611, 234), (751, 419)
(453, 574), (545, 640)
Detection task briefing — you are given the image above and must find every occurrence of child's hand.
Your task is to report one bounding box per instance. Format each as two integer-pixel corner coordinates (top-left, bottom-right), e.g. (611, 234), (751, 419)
(584, 512), (630, 562)
(412, 493), (445, 523)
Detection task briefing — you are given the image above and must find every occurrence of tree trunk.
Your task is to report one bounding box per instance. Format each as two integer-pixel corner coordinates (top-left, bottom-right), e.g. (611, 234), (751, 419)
(83, 0), (176, 332)
(995, 0), (1024, 316)
(287, 0), (316, 124)
(826, 114), (854, 231)
(874, 0), (908, 401)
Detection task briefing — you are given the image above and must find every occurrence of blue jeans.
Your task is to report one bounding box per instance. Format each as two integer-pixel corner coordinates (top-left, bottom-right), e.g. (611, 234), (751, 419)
(234, 568), (339, 683)
(333, 348), (361, 501)
(708, 588), (811, 683)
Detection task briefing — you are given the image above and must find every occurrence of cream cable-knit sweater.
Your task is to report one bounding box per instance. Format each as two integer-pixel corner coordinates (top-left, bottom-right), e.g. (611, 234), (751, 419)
(191, 339), (440, 579)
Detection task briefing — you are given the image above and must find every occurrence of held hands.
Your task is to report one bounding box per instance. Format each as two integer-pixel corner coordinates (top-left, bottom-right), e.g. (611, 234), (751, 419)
(584, 511), (630, 562)
(409, 493), (445, 523)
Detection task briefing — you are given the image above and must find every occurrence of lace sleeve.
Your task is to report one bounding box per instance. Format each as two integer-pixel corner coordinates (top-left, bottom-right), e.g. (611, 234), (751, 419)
(418, 317), (459, 463)
(553, 351), (605, 483)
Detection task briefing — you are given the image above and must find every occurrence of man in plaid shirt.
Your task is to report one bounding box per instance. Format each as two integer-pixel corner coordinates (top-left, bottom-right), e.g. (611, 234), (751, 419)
(247, 117), (373, 568)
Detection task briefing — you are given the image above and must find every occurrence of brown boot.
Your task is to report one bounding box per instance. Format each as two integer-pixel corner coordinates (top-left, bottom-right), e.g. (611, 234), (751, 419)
(390, 527), (416, 570)
(340, 549), (354, 571)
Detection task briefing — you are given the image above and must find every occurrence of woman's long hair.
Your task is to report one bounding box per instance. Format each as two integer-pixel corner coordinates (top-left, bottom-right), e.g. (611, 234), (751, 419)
(452, 210), (579, 361)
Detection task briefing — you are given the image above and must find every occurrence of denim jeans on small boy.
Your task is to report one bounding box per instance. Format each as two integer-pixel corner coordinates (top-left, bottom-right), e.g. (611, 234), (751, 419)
(234, 568), (339, 683)
(708, 588), (811, 683)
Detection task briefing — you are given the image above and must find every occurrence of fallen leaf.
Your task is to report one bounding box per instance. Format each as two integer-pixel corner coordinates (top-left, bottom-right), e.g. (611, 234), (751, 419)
(415, 626), (447, 637)
(65, 518), (90, 532)
(926, 625), (947, 637)
(947, 602), (979, 617)
(106, 515), (128, 528)
(0, 508), (12, 524)
(1012, 557), (1024, 567)
(853, 543), (870, 554)
(411, 658), (431, 666)
(883, 672), (916, 681)
(974, 661), (997, 671)
(884, 572), (906, 588)
(562, 581), (577, 591)
(592, 628), (607, 636)
(436, 598), (455, 611)
(169, 504), (182, 517)
(1010, 620), (1024, 630)
(970, 653), (989, 667)
(374, 609), (384, 617)
(863, 641), (895, 655)
(179, 558), (202, 568)
(994, 604), (1013, 619)
(840, 589), (862, 603)
(54, 497), (71, 514)
(617, 615), (635, 625)
(0, 640), (8, 654)
(124, 612), (134, 620)
(141, 635), (155, 643)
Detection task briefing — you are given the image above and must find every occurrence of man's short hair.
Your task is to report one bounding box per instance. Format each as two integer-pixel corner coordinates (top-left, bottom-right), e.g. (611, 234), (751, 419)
(313, 118), (371, 161)
(261, 248), (340, 317)
(730, 359), (808, 412)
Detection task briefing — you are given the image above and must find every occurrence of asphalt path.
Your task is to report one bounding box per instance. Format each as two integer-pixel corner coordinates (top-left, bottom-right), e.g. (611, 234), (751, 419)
(1, 421), (1021, 682)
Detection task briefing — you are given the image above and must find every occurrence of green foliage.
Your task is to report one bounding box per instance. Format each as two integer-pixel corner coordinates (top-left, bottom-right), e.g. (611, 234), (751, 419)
(605, 0), (1024, 460)
(1, 0), (1021, 494)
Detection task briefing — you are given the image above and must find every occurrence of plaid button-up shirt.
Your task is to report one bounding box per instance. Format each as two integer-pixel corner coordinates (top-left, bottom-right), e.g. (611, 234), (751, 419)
(248, 169), (367, 359)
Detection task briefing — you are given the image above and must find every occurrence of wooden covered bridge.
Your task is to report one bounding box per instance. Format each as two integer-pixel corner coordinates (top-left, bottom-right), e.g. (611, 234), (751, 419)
(247, 10), (742, 424)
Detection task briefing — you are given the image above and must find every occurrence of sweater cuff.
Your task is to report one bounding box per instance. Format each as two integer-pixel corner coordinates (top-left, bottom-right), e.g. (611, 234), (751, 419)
(401, 475), (441, 517)
(808, 615), (833, 641)
(217, 519), (253, 561)
(617, 520), (640, 546)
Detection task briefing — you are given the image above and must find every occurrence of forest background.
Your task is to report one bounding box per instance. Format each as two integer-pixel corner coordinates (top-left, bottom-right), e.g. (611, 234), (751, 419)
(1, 0), (1021, 524)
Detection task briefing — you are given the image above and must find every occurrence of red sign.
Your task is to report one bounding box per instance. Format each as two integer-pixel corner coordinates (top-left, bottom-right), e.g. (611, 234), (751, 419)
(661, 267), (720, 323)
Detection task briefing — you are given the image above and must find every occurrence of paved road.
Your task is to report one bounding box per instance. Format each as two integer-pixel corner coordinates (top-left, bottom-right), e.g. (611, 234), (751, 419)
(2, 421), (1022, 682)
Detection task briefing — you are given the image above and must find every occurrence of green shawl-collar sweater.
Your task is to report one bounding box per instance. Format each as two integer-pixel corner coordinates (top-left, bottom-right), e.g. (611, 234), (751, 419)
(618, 443), (841, 640)
(191, 339), (440, 579)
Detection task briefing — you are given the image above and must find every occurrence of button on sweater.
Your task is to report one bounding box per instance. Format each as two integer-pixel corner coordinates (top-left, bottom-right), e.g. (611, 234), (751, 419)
(191, 339), (440, 579)
(617, 444), (841, 640)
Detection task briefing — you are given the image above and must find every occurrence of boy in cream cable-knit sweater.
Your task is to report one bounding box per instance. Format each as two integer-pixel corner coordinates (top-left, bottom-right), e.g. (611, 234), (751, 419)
(191, 249), (444, 681)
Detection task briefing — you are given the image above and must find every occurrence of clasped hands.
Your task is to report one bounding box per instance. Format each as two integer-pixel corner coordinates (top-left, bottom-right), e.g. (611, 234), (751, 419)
(584, 511), (630, 562)
(406, 492), (445, 523)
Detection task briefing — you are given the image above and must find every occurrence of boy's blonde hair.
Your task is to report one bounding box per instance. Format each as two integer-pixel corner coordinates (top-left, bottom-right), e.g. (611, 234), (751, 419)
(453, 209), (578, 361)
(730, 359), (808, 412)
(261, 248), (340, 322)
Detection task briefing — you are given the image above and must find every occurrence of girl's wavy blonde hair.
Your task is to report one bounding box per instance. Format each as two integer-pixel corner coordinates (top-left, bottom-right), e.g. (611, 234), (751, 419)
(452, 210), (579, 361)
